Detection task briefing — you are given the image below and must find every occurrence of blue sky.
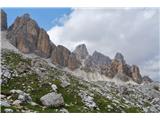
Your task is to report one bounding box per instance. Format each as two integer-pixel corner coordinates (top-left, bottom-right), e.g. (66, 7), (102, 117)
(3, 8), (72, 31)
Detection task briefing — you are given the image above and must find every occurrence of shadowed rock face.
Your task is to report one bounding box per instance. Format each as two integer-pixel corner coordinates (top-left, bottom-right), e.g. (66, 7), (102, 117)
(73, 44), (89, 60)
(51, 45), (80, 70)
(114, 52), (126, 64)
(0, 9), (7, 31)
(51, 45), (71, 67)
(68, 53), (81, 70)
(131, 65), (142, 83)
(7, 14), (52, 58)
(35, 28), (52, 58)
(84, 51), (111, 71)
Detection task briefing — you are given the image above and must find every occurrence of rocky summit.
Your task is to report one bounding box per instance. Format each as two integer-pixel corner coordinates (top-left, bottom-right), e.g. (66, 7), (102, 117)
(0, 9), (7, 31)
(73, 44), (89, 60)
(1, 9), (160, 113)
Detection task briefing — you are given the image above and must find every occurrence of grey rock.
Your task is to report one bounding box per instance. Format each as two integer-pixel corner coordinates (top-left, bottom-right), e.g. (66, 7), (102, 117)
(4, 108), (13, 113)
(73, 44), (89, 60)
(84, 51), (111, 71)
(10, 89), (23, 94)
(113, 73), (131, 82)
(114, 52), (125, 64)
(30, 102), (38, 106)
(51, 84), (58, 92)
(78, 91), (97, 109)
(0, 101), (10, 107)
(40, 92), (64, 107)
(18, 93), (32, 103)
(59, 108), (69, 113)
(60, 80), (70, 88)
(12, 100), (22, 106)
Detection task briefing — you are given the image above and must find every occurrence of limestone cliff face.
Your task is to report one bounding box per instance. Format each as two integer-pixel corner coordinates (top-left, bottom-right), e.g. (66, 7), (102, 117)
(131, 65), (142, 83)
(0, 9), (7, 31)
(7, 14), (52, 58)
(3, 10), (149, 83)
(51, 45), (80, 70)
(35, 28), (52, 58)
(51, 45), (71, 67)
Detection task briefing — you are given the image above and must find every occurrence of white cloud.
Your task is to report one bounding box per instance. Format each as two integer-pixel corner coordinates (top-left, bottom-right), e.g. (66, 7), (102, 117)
(47, 8), (159, 81)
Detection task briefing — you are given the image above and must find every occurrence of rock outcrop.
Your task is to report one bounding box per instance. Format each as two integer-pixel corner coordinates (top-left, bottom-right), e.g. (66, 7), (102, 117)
(51, 45), (71, 66)
(131, 65), (142, 83)
(142, 76), (153, 83)
(84, 51), (111, 71)
(114, 52), (126, 64)
(73, 44), (89, 60)
(7, 14), (52, 58)
(0, 9), (7, 31)
(40, 92), (64, 107)
(51, 45), (80, 70)
(35, 28), (52, 58)
(68, 53), (80, 70)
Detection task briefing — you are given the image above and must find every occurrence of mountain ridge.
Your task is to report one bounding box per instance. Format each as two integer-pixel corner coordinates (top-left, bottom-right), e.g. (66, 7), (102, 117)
(1, 9), (153, 84)
(1, 9), (160, 113)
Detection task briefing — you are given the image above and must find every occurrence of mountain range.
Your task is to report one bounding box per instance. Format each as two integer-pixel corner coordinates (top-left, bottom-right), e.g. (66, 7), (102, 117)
(1, 9), (153, 84)
(1, 9), (159, 113)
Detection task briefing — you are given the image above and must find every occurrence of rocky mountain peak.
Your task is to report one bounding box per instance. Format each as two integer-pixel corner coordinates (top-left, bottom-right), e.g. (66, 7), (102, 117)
(21, 13), (30, 20)
(7, 13), (52, 58)
(114, 52), (125, 64)
(0, 9), (7, 31)
(73, 44), (89, 60)
(92, 51), (111, 66)
(2, 10), (152, 84)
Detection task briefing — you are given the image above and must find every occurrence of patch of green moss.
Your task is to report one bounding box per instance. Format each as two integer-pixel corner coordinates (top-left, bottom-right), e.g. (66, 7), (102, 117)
(94, 93), (122, 113)
(2, 50), (31, 69)
(124, 106), (143, 113)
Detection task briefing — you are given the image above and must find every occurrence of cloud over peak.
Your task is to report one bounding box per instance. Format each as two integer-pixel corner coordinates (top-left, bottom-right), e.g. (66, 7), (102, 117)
(47, 8), (159, 81)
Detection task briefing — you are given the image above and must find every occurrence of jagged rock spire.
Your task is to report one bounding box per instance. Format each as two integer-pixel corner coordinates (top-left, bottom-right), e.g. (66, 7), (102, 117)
(7, 13), (52, 58)
(114, 52), (126, 64)
(73, 44), (89, 60)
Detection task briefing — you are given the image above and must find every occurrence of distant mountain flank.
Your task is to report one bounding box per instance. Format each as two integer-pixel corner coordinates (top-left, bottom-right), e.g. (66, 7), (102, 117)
(1, 9), (153, 84)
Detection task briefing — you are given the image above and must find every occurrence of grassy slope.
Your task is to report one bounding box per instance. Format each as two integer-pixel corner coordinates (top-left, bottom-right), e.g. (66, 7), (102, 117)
(1, 49), (143, 113)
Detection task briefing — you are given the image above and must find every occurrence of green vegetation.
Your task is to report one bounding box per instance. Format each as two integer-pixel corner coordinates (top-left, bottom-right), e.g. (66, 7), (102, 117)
(2, 50), (31, 69)
(1, 49), (144, 113)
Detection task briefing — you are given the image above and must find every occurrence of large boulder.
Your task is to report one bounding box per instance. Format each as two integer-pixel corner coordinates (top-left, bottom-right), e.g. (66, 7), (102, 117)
(0, 9), (7, 31)
(0, 101), (10, 107)
(73, 44), (89, 60)
(40, 92), (64, 107)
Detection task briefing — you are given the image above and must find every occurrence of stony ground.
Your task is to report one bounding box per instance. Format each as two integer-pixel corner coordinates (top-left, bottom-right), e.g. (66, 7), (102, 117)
(1, 49), (160, 113)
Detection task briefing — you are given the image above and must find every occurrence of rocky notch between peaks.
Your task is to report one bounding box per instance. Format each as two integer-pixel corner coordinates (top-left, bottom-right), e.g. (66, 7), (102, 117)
(1, 9), (153, 84)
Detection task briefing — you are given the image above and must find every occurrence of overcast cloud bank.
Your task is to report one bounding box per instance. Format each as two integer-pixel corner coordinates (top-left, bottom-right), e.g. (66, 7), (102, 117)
(48, 8), (160, 81)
